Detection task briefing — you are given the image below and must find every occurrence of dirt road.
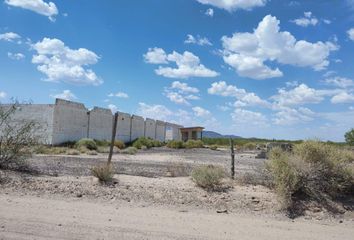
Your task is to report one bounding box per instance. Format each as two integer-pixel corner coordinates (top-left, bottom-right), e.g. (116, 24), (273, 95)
(0, 194), (353, 240)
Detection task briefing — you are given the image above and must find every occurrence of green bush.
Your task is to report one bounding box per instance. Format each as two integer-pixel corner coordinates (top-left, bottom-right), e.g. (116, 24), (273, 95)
(191, 165), (225, 189)
(94, 139), (110, 147)
(91, 164), (115, 183)
(345, 128), (354, 146)
(267, 141), (354, 210)
(210, 145), (218, 150)
(121, 146), (138, 155)
(243, 142), (256, 150)
(185, 140), (204, 149)
(75, 138), (97, 151)
(132, 137), (161, 149)
(114, 140), (125, 149)
(167, 140), (185, 149)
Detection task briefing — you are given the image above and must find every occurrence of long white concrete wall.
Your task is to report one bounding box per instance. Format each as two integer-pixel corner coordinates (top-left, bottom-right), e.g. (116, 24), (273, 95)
(0, 104), (55, 144)
(144, 118), (156, 139)
(115, 112), (131, 143)
(88, 107), (113, 141)
(0, 99), (183, 144)
(130, 115), (145, 141)
(52, 99), (89, 144)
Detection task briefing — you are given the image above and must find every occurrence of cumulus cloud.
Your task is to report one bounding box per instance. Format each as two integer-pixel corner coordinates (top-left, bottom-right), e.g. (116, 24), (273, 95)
(184, 34), (212, 46)
(144, 48), (218, 78)
(208, 81), (270, 107)
(273, 107), (315, 125)
(222, 15), (338, 79)
(50, 90), (77, 101)
(108, 104), (118, 113)
(164, 81), (200, 105)
(323, 77), (354, 88)
(205, 8), (214, 17)
(291, 12), (318, 27)
(347, 28), (354, 41)
(7, 52), (25, 60)
(0, 91), (7, 99)
(331, 92), (354, 104)
(5, 0), (58, 21)
(137, 102), (173, 120)
(143, 47), (168, 64)
(231, 108), (268, 126)
(108, 92), (129, 98)
(31, 38), (102, 86)
(0, 32), (21, 42)
(196, 0), (267, 11)
(192, 106), (211, 117)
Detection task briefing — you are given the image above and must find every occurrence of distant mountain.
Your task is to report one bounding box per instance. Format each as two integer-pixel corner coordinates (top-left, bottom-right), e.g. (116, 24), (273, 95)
(203, 131), (242, 139)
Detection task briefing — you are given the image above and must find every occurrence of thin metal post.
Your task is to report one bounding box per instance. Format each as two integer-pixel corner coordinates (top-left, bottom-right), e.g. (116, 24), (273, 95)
(108, 112), (118, 165)
(230, 138), (235, 179)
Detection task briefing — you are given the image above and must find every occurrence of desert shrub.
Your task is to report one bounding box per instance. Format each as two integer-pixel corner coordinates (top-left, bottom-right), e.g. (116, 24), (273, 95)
(34, 145), (67, 155)
(91, 163), (115, 183)
(121, 146), (138, 155)
(167, 140), (185, 149)
(75, 138), (97, 151)
(243, 142), (256, 150)
(266, 141), (354, 210)
(94, 139), (110, 147)
(0, 103), (38, 170)
(132, 137), (161, 149)
(191, 165), (225, 190)
(185, 140), (204, 149)
(87, 150), (98, 155)
(66, 149), (80, 155)
(166, 162), (188, 177)
(345, 128), (354, 146)
(210, 145), (218, 150)
(114, 140), (125, 149)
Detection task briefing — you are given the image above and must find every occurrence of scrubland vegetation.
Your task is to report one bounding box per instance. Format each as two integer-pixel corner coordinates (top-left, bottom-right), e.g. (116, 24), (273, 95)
(191, 165), (226, 190)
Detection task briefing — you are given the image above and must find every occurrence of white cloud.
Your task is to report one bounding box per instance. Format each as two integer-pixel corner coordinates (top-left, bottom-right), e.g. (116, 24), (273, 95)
(7, 52), (25, 60)
(291, 12), (318, 27)
(192, 106), (211, 117)
(32, 38), (102, 86)
(50, 90), (77, 101)
(222, 15), (338, 79)
(205, 8), (214, 17)
(0, 32), (21, 42)
(108, 92), (129, 98)
(171, 81), (199, 93)
(285, 81), (299, 87)
(196, 0), (267, 11)
(323, 77), (354, 88)
(271, 84), (325, 107)
(0, 91), (7, 99)
(331, 92), (354, 104)
(208, 81), (270, 107)
(231, 108), (268, 126)
(143, 47), (167, 64)
(137, 102), (173, 120)
(273, 107), (315, 125)
(145, 49), (219, 78)
(164, 81), (199, 105)
(347, 28), (354, 41)
(5, 0), (58, 21)
(184, 34), (212, 46)
(323, 19), (331, 24)
(108, 104), (118, 113)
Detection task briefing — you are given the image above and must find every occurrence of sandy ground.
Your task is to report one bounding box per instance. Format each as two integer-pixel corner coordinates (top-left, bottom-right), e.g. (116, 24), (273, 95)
(0, 148), (353, 239)
(1, 193), (353, 240)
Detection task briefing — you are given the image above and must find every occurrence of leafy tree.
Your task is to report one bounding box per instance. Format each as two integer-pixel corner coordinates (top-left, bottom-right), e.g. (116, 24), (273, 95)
(0, 103), (38, 170)
(344, 128), (354, 146)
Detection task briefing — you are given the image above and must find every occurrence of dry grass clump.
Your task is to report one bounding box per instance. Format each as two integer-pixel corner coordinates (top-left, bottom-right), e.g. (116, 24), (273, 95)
(243, 142), (256, 150)
(91, 163), (115, 183)
(121, 146), (138, 155)
(167, 140), (185, 149)
(209, 145), (218, 150)
(191, 165), (225, 190)
(75, 138), (97, 151)
(132, 137), (162, 149)
(185, 140), (204, 149)
(87, 150), (98, 155)
(34, 145), (67, 155)
(166, 162), (189, 177)
(66, 149), (81, 155)
(114, 140), (125, 149)
(266, 141), (354, 214)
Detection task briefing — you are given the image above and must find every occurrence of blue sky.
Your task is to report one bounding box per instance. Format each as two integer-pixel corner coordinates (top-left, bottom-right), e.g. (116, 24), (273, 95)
(0, 0), (354, 141)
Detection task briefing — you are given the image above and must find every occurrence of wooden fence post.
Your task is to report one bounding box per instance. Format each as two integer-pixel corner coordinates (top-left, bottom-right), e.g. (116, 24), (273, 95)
(230, 138), (235, 179)
(108, 112), (119, 165)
